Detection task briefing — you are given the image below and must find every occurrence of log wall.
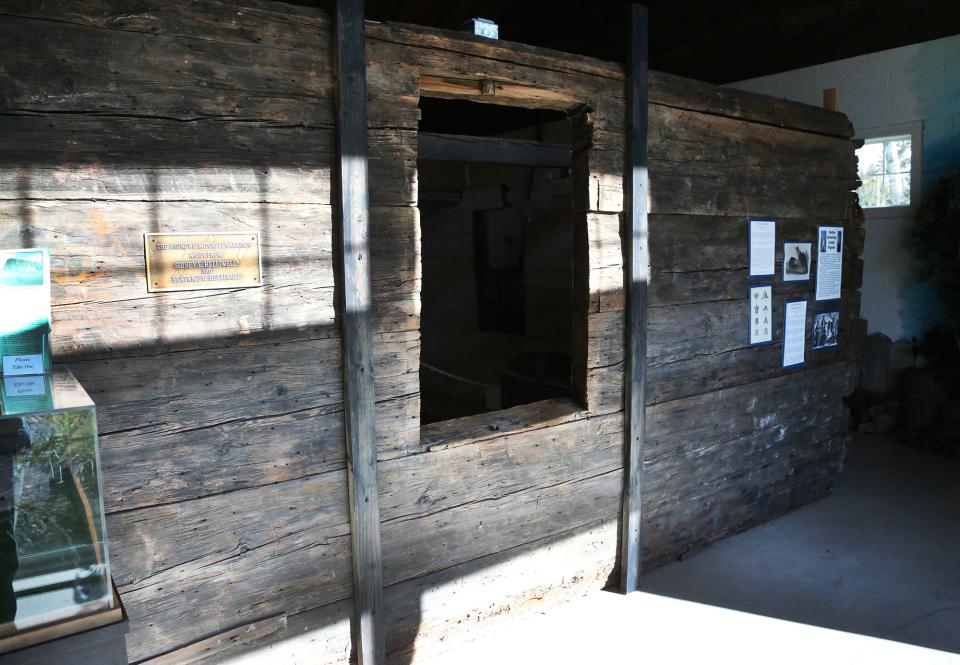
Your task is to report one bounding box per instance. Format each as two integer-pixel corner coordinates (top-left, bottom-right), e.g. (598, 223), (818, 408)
(0, 1), (863, 663)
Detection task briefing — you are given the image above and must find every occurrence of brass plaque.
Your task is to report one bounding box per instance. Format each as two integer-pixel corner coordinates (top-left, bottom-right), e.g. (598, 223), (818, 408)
(144, 233), (263, 293)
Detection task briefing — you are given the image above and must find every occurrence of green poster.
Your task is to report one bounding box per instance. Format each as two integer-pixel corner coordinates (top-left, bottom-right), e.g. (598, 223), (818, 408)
(0, 249), (52, 376)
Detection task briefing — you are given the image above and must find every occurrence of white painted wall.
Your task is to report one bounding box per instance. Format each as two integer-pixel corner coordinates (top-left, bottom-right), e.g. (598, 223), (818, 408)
(731, 35), (960, 342)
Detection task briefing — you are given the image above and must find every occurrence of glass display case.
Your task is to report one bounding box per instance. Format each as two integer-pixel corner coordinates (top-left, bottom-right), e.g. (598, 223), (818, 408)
(0, 367), (112, 638)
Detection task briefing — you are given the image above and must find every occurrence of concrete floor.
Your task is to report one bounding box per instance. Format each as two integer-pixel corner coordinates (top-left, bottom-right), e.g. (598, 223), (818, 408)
(642, 433), (960, 654)
(430, 434), (960, 664)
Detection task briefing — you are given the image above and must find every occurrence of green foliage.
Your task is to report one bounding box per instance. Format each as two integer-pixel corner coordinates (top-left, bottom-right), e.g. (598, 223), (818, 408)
(13, 412), (102, 576)
(913, 174), (960, 324)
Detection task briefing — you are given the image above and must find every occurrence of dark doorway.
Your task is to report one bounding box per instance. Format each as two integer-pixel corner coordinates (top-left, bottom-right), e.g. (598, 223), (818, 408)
(417, 99), (576, 424)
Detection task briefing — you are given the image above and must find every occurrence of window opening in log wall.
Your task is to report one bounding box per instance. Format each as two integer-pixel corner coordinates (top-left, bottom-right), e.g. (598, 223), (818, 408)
(417, 99), (578, 425)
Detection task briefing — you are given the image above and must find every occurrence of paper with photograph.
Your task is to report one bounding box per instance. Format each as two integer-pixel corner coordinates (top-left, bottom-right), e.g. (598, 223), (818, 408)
(783, 242), (812, 282)
(813, 311), (840, 349)
(815, 226), (843, 301)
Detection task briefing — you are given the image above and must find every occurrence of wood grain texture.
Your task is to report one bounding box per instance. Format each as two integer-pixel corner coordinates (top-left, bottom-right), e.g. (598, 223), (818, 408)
(0, 1), (864, 663)
(621, 3), (649, 593)
(335, 0), (386, 662)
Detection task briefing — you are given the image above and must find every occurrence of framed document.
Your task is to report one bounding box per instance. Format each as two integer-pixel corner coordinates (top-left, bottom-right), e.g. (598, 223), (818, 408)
(782, 300), (807, 368)
(749, 219), (776, 277)
(815, 226), (843, 301)
(782, 241), (812, 282)
(813, 311), (840, 350)
(749, 285), (773, 345)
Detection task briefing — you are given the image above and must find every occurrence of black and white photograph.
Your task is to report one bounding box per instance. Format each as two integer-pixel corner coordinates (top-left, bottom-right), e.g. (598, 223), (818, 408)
(782, 241), (812, 281)
(812, 311), (840, 349)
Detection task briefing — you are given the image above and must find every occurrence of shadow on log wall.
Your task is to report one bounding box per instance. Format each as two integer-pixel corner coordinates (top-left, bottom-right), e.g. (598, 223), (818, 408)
(0, 1), (863, 663)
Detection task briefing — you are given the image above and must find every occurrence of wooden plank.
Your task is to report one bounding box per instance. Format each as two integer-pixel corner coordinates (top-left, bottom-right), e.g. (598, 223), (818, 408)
(137, 600), (354, 665)
(620, 3), (649, 594)
(0, 200), (419, 359)
(648, 72), (854, 138)
(581, 292), (862, 369)
(420, 397), (588, 452)
(578, 149), (859, 216)
(110, 471), (353, 662)
(368, 21), (853, 138)
(379, 416), (625, 586)
(335, 1), (385, 663)
(418, 132), (571, 167)
(367, 20), (624, 83)
(0, 0), (334, 50)
(383, 519), (618, 663)
(66, 331), (418, 512)
(377, 361), (852, 592)
(584, 108), (857, 180)
(0, 118), (417, 207)
(419, 74), (581, 111)
(644, 434), (848, 565)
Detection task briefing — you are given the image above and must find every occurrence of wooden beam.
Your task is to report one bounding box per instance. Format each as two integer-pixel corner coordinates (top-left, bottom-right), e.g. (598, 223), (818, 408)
(419, 74), (579, 110)
(334, 1), (385, 663)
(418, 132), (571, 167)
(620, 3), (649, 594)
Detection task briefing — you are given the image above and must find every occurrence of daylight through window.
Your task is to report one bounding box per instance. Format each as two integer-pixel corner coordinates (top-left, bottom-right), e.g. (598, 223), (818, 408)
(856, 135), (911, 208)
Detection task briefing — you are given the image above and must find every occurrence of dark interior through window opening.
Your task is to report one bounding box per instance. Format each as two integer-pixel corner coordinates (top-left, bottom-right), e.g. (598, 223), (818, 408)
(418, 98), (575, 425)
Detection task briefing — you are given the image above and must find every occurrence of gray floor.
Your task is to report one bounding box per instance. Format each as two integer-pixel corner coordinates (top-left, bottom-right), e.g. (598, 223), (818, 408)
(642, 433), (960, 655)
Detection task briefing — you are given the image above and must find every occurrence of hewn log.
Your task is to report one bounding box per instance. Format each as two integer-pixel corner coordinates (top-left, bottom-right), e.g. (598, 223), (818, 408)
(418, 132), (571, 167)
(0, 3), (865, 663)
(621, 3), (650, 594)
(110, 469), (352, 662)
(335, 0), (386, 661)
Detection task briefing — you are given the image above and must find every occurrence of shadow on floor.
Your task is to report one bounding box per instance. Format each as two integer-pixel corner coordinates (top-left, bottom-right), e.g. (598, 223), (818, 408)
(640, 433), (960, 655)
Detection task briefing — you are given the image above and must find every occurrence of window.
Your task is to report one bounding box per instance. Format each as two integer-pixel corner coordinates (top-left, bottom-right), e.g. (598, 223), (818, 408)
(417, 98), (577, 424)
(856, 135), (911, 208)
(854, 122), (922, 213)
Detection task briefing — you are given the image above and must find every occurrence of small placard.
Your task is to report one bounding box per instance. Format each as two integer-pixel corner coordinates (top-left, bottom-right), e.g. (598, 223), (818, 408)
(2, 354), (43, 376)
(3, 374), (47, 397)
(144, 233), (262, 293)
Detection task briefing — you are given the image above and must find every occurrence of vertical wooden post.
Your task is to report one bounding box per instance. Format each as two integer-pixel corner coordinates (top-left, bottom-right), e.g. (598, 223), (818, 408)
(620, 3), (649, 595)
(334, 0), (386, 662)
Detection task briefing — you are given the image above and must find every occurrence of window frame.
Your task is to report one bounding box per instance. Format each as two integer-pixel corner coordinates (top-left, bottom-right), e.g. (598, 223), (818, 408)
(855, 121), (923, 219)
(415, 96), (598, 445)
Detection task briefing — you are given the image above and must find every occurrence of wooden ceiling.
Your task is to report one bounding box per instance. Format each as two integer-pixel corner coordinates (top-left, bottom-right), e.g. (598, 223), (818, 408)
(295, 0), (960, 83)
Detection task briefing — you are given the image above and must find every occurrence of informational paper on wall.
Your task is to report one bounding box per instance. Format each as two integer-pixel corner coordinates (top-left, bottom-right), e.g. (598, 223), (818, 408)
(1, 373), (53, 414)
(782, 300), (807, 368)
(0, 248), (52, 377)
(749, 219), (776, 277)
(749, 285), (773, 345)
(815, 226), (843, 301)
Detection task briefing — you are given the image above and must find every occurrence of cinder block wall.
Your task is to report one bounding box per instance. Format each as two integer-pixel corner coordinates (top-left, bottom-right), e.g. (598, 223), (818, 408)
(732, 35), (960, 341)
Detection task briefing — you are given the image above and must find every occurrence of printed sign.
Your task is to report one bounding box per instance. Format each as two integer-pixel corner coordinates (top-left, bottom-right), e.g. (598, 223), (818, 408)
(815, 226), (844, 301)
(782, 300), (808, 368)
(0, 248), (51, 376)
(749, 219), (776, 277)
